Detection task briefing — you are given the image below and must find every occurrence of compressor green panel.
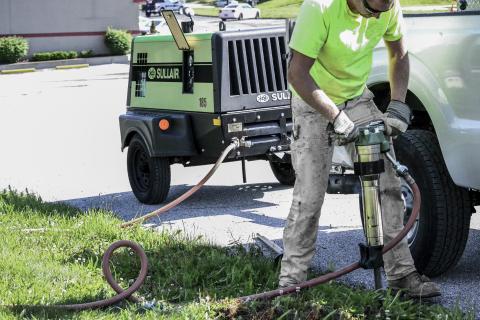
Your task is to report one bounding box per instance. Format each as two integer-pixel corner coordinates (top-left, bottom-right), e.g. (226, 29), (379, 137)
(129, 33), (215, 113)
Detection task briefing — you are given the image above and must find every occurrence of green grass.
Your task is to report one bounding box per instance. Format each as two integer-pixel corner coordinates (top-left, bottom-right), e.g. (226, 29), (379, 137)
(193, 0), (452, 18)
(194, 7), (222, 16)
(0, 188), (474, 319)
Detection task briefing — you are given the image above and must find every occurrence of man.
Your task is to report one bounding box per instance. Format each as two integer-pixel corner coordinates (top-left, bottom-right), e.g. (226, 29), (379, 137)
(280, 0), (441, 298)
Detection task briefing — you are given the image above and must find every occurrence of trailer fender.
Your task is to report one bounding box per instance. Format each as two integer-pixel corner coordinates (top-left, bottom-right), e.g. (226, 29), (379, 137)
(119, 112), (198, 157)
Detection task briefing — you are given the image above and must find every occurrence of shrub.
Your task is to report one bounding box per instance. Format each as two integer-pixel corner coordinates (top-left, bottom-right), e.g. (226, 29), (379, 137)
(104, 27), (132, 55)
(78, 50), (94, 58)
(31, 51), (78, 61)
(0, 37), (29, 63)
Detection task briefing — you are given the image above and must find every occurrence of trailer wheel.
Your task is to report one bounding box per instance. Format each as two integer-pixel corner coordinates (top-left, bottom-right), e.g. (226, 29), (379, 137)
(394, 130), (471, 276)
(269, 156), (295, 186)
(127, 135), (171, 204)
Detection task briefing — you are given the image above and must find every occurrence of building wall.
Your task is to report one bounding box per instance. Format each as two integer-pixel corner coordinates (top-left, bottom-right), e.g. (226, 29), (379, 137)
(0, 0), (139, 56)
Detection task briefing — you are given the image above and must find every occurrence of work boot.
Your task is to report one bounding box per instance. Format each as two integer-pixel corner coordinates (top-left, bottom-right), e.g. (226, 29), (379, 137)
(388, 271), (441, 298)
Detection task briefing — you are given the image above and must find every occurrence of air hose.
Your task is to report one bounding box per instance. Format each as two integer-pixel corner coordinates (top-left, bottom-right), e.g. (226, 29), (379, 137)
(19, 139), (421, 310)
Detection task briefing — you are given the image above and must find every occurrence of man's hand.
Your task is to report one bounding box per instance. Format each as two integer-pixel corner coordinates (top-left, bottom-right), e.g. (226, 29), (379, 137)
(384, 100), (412, 136)
(332, 111), (359, 145)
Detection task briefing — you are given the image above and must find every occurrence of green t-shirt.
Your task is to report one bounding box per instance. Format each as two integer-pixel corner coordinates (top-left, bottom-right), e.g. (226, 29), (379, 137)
(289, 0), (405, 104)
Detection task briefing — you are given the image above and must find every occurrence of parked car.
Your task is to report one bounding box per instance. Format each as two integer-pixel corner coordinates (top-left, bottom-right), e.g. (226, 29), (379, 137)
(145, 0), (188, 17)
(183, 7), (195, 17)
(215, 0), (238, 7)
(219, 3), (260, 20)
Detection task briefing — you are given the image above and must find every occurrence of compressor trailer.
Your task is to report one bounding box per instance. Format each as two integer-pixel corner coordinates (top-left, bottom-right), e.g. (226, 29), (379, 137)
(120, 19), (294, 204)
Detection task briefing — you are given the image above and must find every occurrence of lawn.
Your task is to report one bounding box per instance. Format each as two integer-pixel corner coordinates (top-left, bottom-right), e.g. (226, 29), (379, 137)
(0, 189), (473, 319)
(193, 0), (452, 18)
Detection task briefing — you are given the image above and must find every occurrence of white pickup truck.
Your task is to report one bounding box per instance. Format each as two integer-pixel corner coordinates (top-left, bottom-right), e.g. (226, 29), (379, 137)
(364, 10), (480, 277)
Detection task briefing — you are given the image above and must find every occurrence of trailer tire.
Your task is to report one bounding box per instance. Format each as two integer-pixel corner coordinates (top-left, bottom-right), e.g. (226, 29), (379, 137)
(127, 135), (171, 204)
(394, 130), (471, 277)
(269, 157), (295, 186)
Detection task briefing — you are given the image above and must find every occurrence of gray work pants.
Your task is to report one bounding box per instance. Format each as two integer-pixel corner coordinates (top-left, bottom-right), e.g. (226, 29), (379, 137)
(279, 89), (416, 287)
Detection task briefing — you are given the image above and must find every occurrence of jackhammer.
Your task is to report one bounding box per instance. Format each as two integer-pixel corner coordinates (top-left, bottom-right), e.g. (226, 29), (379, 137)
(19, 121), (421, 310)
(354, 120), (392, 290)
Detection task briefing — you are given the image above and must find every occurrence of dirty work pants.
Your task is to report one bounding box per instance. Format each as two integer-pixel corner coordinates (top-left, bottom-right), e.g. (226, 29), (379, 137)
(279, 89), (416, 287)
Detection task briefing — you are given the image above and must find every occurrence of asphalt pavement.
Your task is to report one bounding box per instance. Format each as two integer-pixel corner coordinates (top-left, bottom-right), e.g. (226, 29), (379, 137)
(1, 48), (479, 317)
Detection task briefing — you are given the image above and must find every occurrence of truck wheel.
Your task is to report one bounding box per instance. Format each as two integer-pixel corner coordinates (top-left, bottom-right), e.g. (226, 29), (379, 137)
(127, 135), (171, 204)
(146, 12), (151, 17)
(269, 156), (295, 186)
(394, 130), (471, 277)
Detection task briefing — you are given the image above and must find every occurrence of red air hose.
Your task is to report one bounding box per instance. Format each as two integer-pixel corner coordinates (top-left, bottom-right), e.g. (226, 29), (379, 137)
(55, 240), (148, 310)
(55, 172), (420, 310)
(20, 142), (420, 310)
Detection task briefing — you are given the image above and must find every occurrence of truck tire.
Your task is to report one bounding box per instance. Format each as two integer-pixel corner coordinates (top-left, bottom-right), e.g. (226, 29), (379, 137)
(127, 135), (171, 204)
(393, 130), (471, 277)
(269, 157), (295, 186)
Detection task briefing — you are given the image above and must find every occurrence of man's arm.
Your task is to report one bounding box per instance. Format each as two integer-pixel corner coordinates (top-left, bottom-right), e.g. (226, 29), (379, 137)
(288, 50), (340, 122)
(385, 37), (409, 103)
(383, 37), (412, 136)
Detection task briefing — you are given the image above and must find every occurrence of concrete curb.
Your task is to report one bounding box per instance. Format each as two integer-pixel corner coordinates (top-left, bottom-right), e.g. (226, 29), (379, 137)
(55, 64), (90, 70)
(0, 55), (129, 72)
(0, 68), (36, 74)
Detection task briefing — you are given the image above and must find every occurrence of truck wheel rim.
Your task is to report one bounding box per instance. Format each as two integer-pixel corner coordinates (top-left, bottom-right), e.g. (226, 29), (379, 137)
(133, 148), (151, 192)
(401, 180), (419, 246)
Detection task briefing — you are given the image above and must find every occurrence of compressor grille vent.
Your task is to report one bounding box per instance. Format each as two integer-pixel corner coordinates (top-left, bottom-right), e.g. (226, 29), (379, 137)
(135, 71), (147, 97)
(137, 52), (148, 64)
(227, 36), (287, 96)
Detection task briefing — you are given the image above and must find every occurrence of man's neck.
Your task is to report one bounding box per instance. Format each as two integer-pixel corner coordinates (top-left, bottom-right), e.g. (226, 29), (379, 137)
(346, 0), (360, 14)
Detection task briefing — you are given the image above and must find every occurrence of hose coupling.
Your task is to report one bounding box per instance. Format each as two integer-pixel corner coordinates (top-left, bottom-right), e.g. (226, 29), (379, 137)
(230, 137), (241, 149)
(231, 136), (252, 148)
(385, 152), (409, 177)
